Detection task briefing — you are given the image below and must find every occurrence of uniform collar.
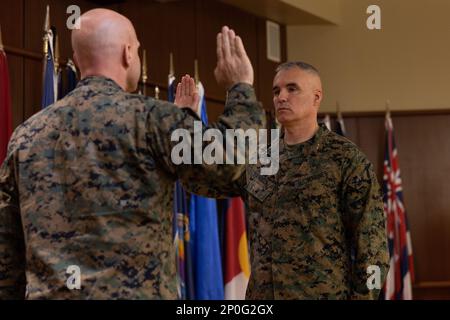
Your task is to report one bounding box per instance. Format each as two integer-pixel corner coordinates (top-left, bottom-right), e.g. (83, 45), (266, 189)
(76, 76), (124, 92)
(280, 123), (329, 159)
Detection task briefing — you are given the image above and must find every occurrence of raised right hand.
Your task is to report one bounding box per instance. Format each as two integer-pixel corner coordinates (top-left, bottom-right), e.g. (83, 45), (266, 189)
(214, 26), (254, 90)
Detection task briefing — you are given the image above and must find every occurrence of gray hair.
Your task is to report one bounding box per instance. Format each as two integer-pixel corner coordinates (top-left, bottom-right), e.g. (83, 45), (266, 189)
(275, 61), (320, 77)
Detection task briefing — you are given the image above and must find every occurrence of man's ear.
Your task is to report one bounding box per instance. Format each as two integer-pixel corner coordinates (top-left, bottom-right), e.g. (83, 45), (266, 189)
(123, 44), (132, 68)
(314, 89), (323, 107)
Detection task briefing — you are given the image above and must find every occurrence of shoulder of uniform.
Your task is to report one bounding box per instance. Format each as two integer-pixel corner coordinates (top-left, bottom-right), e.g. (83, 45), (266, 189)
(322, 130), (370, 165)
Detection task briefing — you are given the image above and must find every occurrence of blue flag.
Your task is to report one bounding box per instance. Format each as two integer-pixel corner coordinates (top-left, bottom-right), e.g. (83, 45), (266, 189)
(42, 29), (56, 108)
(170, 74), (196, 300)
(58, 59), (78, 100)
(66, 59), (78, 94)
(189, 82), (224, 300)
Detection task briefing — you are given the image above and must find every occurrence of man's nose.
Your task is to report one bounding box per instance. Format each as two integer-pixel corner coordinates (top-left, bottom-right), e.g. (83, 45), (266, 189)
(276, 89), (288, 102)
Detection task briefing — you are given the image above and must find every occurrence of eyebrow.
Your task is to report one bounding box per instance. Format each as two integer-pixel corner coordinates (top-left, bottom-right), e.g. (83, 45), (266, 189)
(272, 83), (300, 91)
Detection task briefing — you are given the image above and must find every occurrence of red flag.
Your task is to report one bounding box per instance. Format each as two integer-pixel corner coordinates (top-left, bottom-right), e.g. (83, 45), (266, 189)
(224, 197), (250, 300)
(382, 114), (414, 300)
(0, 49), (13, 164)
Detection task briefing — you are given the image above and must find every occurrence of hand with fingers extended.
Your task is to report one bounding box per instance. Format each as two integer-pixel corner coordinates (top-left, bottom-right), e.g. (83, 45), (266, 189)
(214, 26), (254, 90)
(174, 75), (200, 113)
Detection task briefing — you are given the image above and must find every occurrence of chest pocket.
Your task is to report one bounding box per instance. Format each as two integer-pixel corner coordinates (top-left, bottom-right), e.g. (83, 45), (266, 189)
(244, 175), (275, 203)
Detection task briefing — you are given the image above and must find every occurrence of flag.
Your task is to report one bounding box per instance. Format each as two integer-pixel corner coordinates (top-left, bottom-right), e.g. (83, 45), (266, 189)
(336, 112), (346, 136)
(188, 81), (224, 300)
(168, 73), (175, 103)
(170, 72), (190, 299)
(223, 197), (250, 300)
(42, 28), (57, 108)
(322, 114), (331, 130)
(174, 180), (189, 299)
(171, 71), (196, 300)
(57, 59), (78, 100)
(65, 59), (78, 95)
(0, 46), (13, 165)
(382, 113), (414, 300)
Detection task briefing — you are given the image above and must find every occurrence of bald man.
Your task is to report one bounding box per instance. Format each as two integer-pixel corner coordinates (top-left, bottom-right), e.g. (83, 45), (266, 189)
(0, 9), (264, 299)
(181, 62), (389, 300)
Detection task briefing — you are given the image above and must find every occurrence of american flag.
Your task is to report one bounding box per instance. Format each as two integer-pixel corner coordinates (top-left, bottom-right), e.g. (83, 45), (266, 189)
(382, 113), (415, 300)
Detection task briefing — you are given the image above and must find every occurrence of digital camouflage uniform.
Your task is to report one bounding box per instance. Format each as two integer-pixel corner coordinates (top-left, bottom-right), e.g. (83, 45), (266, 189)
(0, 76), (265, 299)
(190, 124), (389, 300)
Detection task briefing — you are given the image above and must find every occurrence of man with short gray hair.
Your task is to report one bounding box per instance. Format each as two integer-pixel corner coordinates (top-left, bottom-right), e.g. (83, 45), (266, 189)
(179, 61), (389, 300)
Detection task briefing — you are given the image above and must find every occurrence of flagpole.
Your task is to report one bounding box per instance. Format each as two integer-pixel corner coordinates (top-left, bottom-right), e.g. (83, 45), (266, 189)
(169, 52), (174, 78)
(0, 24), (4, 51)
(141, 49), (147, 96)
(54, 33), (60, 102)
(43, 5), (50, 59)
(385, 99), (392, 132)
(168, 53), (175, 102)
(194, 59), (199, 85)
(54, 34), (60, 74)
(336, 101), (341, 117)
(385, 99), (391, 120)
(42, 5), (50, 88)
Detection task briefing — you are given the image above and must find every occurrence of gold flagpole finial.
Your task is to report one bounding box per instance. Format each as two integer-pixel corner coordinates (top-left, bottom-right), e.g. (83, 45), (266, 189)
(44, 5), (50, 32)
(43, 5), (50, 56)
(194, 59), (199, 85)
(141, 49), (148, 95)
(154, 86), (160, 100)
(169, 52), (174, 77)
(54, 33), (60, 72)
(385, 99), (391, 119)
(0, 24), (4, 51)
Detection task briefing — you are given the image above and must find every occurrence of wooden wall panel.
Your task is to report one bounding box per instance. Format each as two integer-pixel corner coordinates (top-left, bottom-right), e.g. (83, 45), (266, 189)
(0, 0), (23, 48)
(1, 0), (24, 129)
(394, 115), (450, 282)
(119, 0), (197, 89)
(355, 117), (386, 177)
(196, 0), (258, 102)
(23, 59), (42, 121)
(7, 55), (24, 129)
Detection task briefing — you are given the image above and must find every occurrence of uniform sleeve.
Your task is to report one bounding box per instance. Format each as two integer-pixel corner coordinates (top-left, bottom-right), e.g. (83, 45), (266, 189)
(146, 83), (264, 198)
(341, 153), (390, 300)
(0, 153), (26, 300)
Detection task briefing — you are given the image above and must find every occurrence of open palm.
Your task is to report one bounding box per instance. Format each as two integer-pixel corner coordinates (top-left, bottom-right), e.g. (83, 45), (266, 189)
(174, 75), (200, 113)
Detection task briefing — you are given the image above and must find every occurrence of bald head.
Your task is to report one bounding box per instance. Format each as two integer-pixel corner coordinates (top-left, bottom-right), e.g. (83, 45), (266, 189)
(72, 9), (141, 92)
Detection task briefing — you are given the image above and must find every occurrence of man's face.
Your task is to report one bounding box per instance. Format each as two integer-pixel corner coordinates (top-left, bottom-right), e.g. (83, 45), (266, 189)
(127, 31), (141, 92)
(272, 67), (322, 126)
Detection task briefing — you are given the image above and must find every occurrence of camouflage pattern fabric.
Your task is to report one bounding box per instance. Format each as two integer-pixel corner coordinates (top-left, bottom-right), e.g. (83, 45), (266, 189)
(0, 76), (265, 299)
(188, 124), (389, 300)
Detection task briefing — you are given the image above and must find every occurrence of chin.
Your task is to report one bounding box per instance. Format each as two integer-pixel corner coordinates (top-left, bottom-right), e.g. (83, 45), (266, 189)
(276, 115), (289, 124)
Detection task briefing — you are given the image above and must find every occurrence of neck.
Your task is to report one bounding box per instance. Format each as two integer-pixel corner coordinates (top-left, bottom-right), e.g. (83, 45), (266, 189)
(81, 67), (128, 92)
(283, 118), (319, 145)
